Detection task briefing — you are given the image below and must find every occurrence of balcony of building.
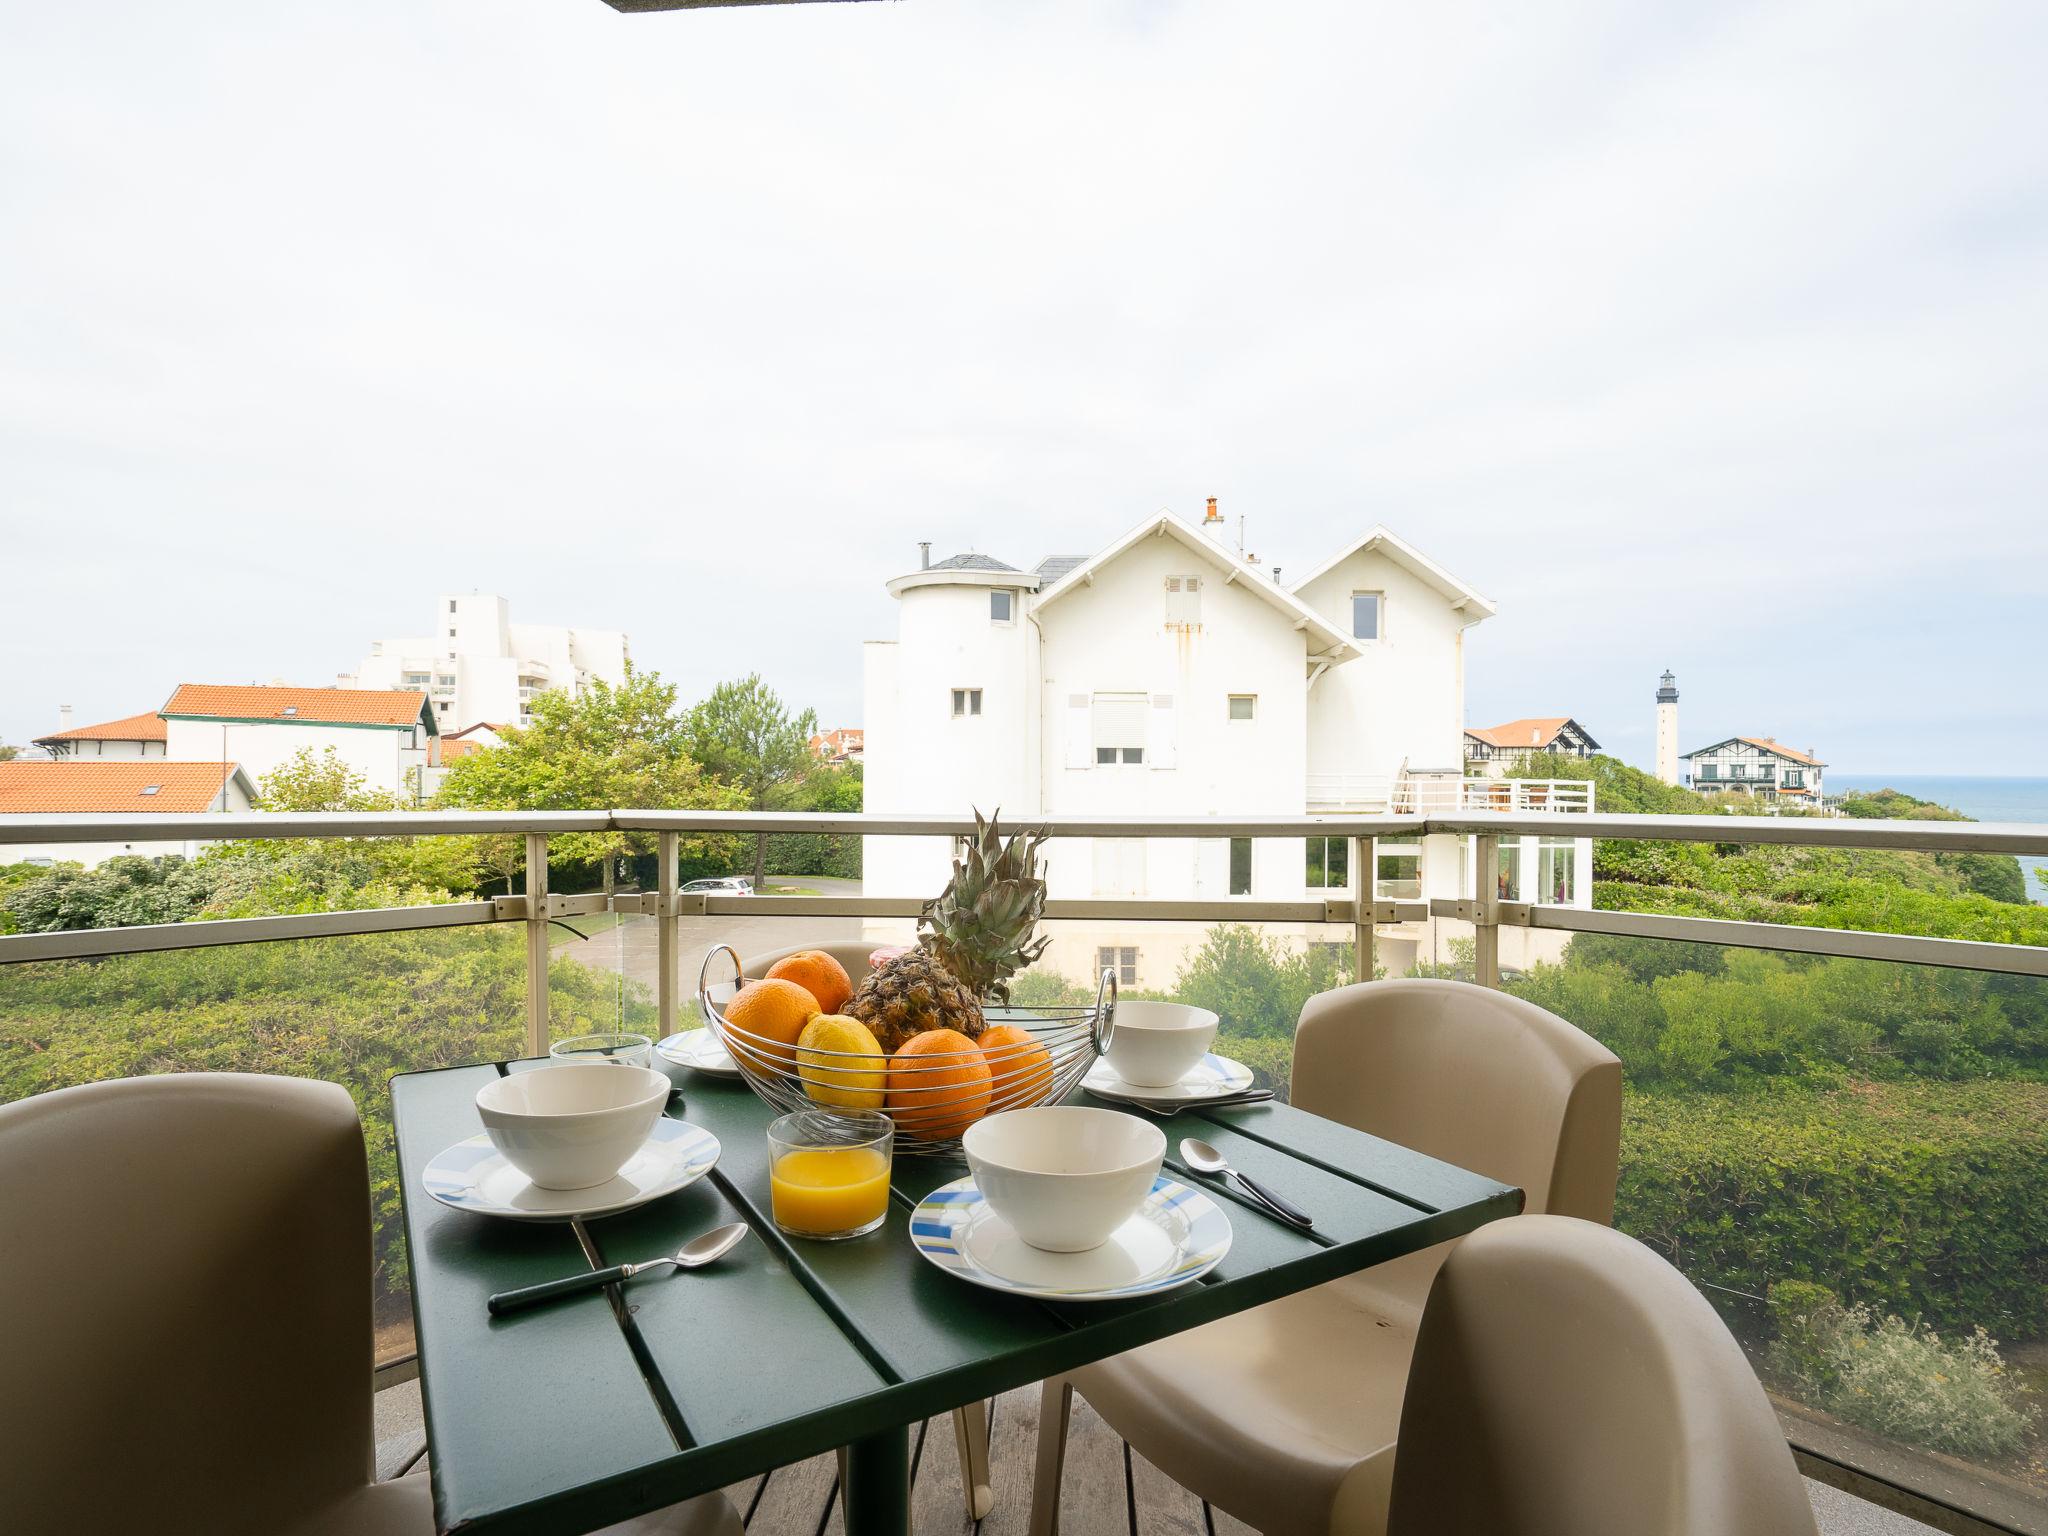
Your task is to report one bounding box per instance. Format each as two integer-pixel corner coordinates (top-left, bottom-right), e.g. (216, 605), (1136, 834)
(3, 807), (2045, 1536)
(1308, 773), (1596, 815)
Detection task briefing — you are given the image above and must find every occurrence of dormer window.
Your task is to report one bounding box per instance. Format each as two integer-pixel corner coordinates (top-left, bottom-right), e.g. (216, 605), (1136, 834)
(990, 591), (1013, 624)
(1351, 592), (1383, 640)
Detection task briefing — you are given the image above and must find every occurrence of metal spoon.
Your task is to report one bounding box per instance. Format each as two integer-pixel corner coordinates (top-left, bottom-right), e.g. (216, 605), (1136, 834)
(1179, 1138), (1314, 1230)
(488, 1222), (750, 1316)
(1109, 1090), (1274, 1118)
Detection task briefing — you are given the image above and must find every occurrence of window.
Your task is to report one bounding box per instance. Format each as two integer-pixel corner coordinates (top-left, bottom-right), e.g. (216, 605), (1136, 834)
(990, 590), (1013, 624)
(1537, 838), (1576, 906)
(1229, 837), (1253, 895)
(1306, 836), (1350, 889)
(1228, 694), (1256, 721)
(138, 784), (161, 797)
(1376, 836), (1422, 900)
(281, 705), (298, 717)
(448, 600), (457, 613)
(1784, 769), (1804, 788)
(402, 672), (430, 686)
(1091, 692), (1146, 765)
(951, 688), (983, 718)
(1495, 842), (1523, 902)
(1095, 946), (1139, 986)
(1700, 763), (1718, 781)
(1351, 591), (1383, 640)
(1165, 575), (1202, 625)
(447, 628), (456, 638)
(1732, 762), (1748, 779)
(435, 700), (449, 713)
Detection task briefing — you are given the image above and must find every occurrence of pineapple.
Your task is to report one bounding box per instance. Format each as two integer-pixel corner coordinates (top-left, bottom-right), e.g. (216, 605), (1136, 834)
(847, 809), (1050, 1053)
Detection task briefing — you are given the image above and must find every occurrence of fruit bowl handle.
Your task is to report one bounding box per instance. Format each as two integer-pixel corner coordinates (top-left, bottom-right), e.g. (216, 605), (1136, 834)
(1091, 968), (1118, 1056)
(698, 943), (743, 1025)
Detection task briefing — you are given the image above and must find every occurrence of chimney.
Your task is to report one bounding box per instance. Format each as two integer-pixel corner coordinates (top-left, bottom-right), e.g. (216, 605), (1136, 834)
(1272, 566), (1283, 583)
(918, 541), (931, 570)
(59, 704), (73, 732)
(1203, 496), (1222, 527)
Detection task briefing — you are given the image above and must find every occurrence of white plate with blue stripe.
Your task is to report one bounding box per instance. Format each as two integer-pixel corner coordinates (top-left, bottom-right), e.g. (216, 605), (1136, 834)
(658, 1027), (742, 1079)
(422, 1119), (721, 1222)
(909, 1174), (1232, 1301)
(1082, 1052), (1255, 1106)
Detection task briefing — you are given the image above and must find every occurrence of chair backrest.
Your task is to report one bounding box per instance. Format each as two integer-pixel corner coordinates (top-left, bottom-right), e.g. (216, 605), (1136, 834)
(1292, 977), (1621, 1223)
(0, 1073), (374, 1533)
(1387, 1216), (1818, 1536)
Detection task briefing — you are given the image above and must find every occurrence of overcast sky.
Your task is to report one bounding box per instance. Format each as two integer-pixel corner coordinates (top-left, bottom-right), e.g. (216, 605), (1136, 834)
(4, 0), (2043, 776)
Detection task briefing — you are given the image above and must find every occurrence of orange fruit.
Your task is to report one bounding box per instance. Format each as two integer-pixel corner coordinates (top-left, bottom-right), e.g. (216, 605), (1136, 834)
(765, 950), (854, 1014)
(886, 1028), (993, 1139)
(723, 977), (820, 1071)
(980, 1024), (1054, 1110)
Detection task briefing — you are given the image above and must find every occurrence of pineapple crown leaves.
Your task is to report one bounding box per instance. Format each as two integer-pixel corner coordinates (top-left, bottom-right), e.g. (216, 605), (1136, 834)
(918, 808), (1051, 1003)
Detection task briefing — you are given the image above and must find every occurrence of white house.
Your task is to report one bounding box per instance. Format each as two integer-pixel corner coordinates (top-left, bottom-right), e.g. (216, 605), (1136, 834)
(161, 684), (438, 801)
(33, 708), (168, 760)
(1464, 716), (1601, 775)
(862, 505), (1594, 986)
(1683, 737), (1826, 802)
(0, 760), (256, 869)
(341, 593), (627, 732)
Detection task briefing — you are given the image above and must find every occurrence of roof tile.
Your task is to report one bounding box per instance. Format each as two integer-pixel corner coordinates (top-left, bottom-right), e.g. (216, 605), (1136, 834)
(33, 710), (167, 745)
(0, 761), (242, 815)
(163, 684), (429, 728)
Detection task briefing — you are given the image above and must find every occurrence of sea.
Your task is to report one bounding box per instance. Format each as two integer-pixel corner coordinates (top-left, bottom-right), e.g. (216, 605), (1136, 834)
(1829, 775), (2048, 905)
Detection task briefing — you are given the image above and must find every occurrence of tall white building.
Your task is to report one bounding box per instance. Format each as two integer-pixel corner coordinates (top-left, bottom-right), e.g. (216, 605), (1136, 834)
(342, 593), (628, 732)
(862, 507), (1594, 986)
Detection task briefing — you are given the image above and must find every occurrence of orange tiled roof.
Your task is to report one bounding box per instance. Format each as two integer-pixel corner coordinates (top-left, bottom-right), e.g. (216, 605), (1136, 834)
(33, 710), (168, 745)
(0, 761), (243, 814)
(1466, 717), (1573, 750)
(810, 728), (865, 757)
(162, 684), (429, 729)
(1738, 737), (1824, 766)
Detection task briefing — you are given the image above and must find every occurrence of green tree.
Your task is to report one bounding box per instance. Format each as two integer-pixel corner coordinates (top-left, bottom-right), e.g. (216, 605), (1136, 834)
(0, 739), (21, 762)
(438, 664), (741, 887)
(684, 675), (819, 888)
(255, 747), (402, 812)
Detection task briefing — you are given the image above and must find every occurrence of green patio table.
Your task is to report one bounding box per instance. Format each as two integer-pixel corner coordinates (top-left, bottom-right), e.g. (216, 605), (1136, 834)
(391, 1061), (1521, 1536)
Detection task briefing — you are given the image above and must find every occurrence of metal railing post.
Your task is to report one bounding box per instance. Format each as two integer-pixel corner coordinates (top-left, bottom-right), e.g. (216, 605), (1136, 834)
(524, 832), (549, 1058)
(1352, 834), (1376, 983)
(657, 830), (679, 1039)
(1473, 831), (1500, 989)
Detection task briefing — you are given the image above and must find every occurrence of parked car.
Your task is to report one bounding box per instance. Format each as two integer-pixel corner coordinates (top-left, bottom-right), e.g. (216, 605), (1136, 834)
(681, 876), (754, 895)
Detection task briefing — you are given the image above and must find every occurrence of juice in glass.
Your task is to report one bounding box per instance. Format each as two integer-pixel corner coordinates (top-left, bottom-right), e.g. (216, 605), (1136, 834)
(767, 1110), (893, 1240)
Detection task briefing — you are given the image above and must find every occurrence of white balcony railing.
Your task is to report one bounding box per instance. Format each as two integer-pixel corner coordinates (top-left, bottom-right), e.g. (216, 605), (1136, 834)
(1307, 775), (1595, 815)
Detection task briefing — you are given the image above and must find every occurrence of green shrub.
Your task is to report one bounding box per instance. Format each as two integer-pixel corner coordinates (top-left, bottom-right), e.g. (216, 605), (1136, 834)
(1767, 1282), (2036, 1458)
(1618, 1082), (2048, 1339)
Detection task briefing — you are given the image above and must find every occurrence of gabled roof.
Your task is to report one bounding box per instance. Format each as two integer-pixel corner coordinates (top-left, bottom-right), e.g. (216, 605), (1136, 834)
(0, 760), (253, 815)
(1682, 736), (1826, 766)
(1034, 513), (1357, 659)
(33, 710), (167, 746)
(447, 721), (510, 740)
(162, 684), (436, 734)
(1465, 716), (1599, 752)
(1288, 526), (1497, 617)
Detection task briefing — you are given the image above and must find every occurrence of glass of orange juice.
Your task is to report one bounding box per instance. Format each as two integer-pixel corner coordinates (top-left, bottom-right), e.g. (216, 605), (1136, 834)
(767, 1110), (894, 1241)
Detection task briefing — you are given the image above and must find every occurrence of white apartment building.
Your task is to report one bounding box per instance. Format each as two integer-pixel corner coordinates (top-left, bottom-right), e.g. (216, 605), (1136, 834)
(342, 594), (627, 732)
(161, 684), (438, 800)
(862, 506), (1594, 987)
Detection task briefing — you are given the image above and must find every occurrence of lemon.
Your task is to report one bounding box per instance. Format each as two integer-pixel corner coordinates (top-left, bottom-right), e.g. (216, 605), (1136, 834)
(795, 1014), (887, 1110)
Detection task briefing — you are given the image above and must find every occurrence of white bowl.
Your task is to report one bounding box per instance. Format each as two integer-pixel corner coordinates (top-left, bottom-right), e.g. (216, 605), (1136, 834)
(475, 1065), (670, 1191)
(963, 1106), (1165, 1253)
(1103, 1000), (1221, 1088)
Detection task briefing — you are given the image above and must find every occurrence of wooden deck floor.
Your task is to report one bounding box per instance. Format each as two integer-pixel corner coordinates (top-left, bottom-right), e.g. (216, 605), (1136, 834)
(720, 1386), (1257, 1536)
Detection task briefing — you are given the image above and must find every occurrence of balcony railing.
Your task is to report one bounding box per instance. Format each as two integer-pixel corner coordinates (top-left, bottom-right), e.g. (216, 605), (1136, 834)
(3, 805), (2046, 1535)
(1307, 775), (1596, 815)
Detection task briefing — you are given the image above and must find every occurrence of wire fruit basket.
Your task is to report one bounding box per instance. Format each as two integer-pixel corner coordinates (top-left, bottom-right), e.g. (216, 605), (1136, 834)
(697, 944), (1117, 1157)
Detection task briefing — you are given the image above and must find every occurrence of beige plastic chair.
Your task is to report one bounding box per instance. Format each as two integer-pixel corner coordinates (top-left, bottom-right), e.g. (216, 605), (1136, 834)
(1030, 978), (1623, 1536)
(0, 1073), (739, 1536)
(742, 941), (994, 1520)
(1387, 1215), (1818, 1536)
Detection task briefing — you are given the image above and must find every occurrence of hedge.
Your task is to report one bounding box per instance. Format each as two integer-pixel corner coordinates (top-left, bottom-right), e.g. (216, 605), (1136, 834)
(1617, 1080), (2048, 1339)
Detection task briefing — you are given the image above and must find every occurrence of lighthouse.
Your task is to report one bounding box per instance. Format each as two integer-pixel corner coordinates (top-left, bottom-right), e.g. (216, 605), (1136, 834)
(1655, 670), (1680, 785)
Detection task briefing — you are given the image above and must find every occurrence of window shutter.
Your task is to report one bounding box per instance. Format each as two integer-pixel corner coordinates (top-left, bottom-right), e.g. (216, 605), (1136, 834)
(1065, 694), (1092, 769)
(1092, 693), (1147, 750)
(1147, 694), (1177, 769)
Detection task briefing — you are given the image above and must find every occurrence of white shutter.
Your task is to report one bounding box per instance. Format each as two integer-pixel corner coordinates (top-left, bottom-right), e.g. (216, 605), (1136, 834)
(1092, 693), (1147, 751)
(1065, 693), (1092, 769)
(1147, 694), (1177, 769)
